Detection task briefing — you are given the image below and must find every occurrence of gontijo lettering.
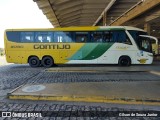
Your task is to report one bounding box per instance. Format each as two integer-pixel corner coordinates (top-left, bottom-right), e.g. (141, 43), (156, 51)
(33, 44), (70, 49)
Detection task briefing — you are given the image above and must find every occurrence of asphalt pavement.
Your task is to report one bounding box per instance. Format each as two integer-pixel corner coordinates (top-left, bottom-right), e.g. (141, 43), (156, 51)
(0, 57), (160, 120)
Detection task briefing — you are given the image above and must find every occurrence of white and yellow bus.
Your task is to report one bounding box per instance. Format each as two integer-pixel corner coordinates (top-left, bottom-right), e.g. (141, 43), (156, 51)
(4, 26), (156, 67)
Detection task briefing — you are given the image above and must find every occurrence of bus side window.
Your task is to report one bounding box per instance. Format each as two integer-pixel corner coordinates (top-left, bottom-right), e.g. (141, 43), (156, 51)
(58, 36), (63, 42)
(91, 31), (103, 42)
(42, 36), (48, 43)
(35, 32), (52, 43)
(42, 34), (52, 43)
(117, 31), (128, 43)
(54, 32), (72, 43)
(110, 31), (118, 42)
(46, 32), (53, 42)
(75, 32), (88, 43)
(54, 32), (63, 42)
(110, 31), (131, 44)
(21, 32), (34, 43)
(103, 31), (110, 42)
(37, 36), (43, 42)
(63, 32), (72, 42)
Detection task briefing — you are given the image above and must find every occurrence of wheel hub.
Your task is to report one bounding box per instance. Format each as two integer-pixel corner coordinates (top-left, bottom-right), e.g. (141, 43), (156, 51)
(32, 60), (37, 65)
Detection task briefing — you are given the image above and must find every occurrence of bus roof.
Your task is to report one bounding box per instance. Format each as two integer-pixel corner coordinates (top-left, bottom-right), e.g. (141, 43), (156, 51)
(5, 26), (145, 32)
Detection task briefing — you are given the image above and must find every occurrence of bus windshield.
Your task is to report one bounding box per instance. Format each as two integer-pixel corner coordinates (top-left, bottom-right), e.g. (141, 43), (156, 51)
(128, 30), (147, 42)
(128, 30), (153, 53)
(138, 35), (152, 53)
(139, 35), (158, 54)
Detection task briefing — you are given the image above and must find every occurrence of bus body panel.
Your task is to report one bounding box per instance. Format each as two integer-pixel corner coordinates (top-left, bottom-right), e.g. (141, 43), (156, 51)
(5, 42), (153, 65)
(4, 26), (154, 65)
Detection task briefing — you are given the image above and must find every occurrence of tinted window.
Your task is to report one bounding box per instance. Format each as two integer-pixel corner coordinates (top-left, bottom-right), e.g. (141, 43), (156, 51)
(54, 32), (73, 42)
(110, 31), (124, 42)
(128, 30), (147, 47)
(6, 31), (20, 42)
(139, 36), (152, 52)
(21, 32), (34, 42)
(91, 31), (103, 42)
(75, 32), (89, 43)
(35, 32), (53, 43)
(110, 31), (131, 44)
(103, 31), (110, 42)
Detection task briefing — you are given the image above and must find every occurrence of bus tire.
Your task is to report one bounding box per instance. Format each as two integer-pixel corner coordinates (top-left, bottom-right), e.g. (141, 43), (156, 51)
(118, 56), (131, 66)
(42, 56), (54, 68)
(28, 56), (40, 67)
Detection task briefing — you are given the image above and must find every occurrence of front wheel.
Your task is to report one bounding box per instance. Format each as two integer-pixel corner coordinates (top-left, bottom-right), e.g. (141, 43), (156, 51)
(118, 57), (131, 66)
(41, 56), (54, 68)
(28, 57), (40, 67)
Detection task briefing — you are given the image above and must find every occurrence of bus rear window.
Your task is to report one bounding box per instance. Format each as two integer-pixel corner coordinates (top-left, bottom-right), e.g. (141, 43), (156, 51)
(6, 31), (20, 42)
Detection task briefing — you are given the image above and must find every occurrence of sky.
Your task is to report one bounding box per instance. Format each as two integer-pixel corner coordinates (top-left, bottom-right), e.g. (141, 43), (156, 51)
(0, 0), (53, 48)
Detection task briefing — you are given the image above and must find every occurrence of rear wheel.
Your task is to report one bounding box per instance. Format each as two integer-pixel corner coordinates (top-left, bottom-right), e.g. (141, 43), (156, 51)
(118, 56), (131, 66)
(42, 56), (54, 68)
(28, 57), (40, 67)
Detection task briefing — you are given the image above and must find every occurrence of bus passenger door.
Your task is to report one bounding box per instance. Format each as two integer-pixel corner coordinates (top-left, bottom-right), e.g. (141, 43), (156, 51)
(135, 35), (155, 64)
